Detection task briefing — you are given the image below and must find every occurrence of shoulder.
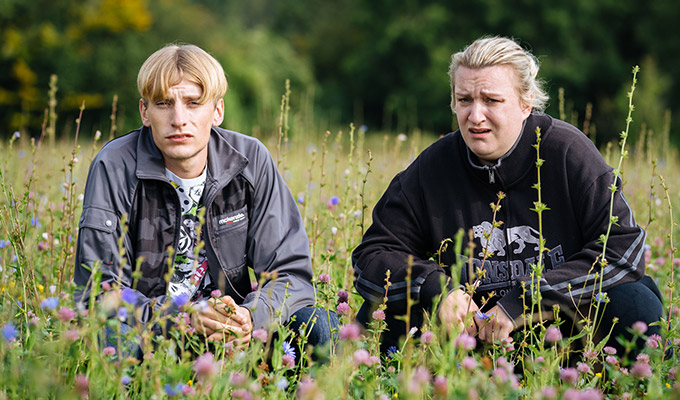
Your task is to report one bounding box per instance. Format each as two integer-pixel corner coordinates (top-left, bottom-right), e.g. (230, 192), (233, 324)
(92, 129), (141, 167)
(213, 127), (271, 164)
(540, 115), (600, 156)
(536, 114), (612, 184)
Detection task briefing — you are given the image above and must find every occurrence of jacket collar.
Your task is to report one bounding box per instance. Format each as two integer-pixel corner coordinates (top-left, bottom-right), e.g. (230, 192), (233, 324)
(135, 126), (248, 184)
(462, 112), (553, 187)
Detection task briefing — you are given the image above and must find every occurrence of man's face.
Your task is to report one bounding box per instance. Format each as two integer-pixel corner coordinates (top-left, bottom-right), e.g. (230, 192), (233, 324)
(139, 79), (224, 178)
(454, 65), (531, 165)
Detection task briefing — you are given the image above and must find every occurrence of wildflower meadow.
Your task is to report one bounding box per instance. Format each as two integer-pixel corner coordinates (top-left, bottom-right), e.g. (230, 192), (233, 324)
(0, 71), (679, 399)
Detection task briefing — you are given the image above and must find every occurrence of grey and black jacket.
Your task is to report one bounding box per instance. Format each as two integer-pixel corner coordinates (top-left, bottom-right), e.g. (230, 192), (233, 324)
(353, 113), (647, 325)
(74, 126), (315, 330)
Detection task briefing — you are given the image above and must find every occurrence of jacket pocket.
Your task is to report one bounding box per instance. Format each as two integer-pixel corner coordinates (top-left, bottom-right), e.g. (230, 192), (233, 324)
(79, 207), (118, 233)
(213, 206), (249, 271)
(76, 207), (122, 280)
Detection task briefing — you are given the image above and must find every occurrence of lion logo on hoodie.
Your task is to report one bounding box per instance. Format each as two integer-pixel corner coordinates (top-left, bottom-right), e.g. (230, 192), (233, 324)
(473, 221), (541, 257)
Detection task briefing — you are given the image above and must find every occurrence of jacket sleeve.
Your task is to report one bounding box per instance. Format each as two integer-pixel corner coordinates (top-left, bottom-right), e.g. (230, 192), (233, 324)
(239, 145), (315, 330)
(352, 161), (454, 316)
(497, 170), (646, 323)
(74, 155), (181, 331)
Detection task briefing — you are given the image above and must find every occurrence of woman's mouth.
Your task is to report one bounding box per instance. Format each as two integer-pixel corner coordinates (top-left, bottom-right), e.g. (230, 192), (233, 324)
(469, 128), (491, 135)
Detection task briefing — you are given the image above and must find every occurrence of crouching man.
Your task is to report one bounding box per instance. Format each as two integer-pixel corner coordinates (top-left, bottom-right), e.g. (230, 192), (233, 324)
(75, 44), (336, 357)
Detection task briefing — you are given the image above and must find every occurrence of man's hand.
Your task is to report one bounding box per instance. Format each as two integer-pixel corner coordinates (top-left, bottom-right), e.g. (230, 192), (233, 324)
(474, 305), (514, 343)
(191, 295), (253, 346)
(438, 289), (480, 335)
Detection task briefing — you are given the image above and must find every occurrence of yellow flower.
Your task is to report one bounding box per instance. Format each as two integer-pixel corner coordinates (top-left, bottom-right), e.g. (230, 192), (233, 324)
(37, 284), (44, 293)
(595, 372), (602, 379)
(667, 383), (671, 388)
(187, 380), (193, 387)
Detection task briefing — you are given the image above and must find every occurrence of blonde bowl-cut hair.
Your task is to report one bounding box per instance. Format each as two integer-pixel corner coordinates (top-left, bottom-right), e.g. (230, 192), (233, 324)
(137, 44), (227, 106)
(448, 36), (549, 114)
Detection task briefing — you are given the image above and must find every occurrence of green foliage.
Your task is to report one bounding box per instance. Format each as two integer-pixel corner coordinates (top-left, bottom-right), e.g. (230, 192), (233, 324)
(3, 0), (679, 145)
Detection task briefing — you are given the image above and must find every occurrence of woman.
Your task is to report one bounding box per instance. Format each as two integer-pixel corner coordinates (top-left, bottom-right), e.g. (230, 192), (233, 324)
(353, 36), (663, 356)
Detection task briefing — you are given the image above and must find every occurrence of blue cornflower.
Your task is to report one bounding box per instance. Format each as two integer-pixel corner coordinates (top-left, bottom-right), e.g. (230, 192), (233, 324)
(329, 196), (340, 205)
(12, 131), (20, 139)
(30, 217), (41, 227)
(595, 292), (607, 303)
(282, 340), (296, 360)
(0, 240), (7, 249)
(118, 307), (128, 321)
(297, 195), (304, 204)
(475, 311), (492, 320)
(40, 297), (59, 310)
(173, 293), (189, 308)
(121, 288), (138, 305)
(387, 345), (399, 359)
(2, 322), (17, 341)
(121, 375), (131, 386)
(164, 383), (183, 397)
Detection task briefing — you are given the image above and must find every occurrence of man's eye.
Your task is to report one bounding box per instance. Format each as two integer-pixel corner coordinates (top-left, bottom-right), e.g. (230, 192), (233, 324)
(155, 101), (169, 107)
(457, 98), (470, 103)
(486, 98), (500, 103)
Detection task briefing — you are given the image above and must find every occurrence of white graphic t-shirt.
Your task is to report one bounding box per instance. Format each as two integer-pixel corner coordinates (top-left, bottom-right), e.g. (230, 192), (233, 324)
(165, 168), (212, 300)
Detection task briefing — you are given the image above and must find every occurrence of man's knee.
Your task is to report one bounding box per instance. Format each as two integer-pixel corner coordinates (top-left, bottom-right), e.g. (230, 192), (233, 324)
(289, 306), (339, 347)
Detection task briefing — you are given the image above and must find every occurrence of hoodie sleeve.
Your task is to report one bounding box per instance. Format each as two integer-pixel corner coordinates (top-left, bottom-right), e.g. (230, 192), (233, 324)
(352, 158), (454, 316)
(239, 142), (315, 330)
(497, 146), (646, 324)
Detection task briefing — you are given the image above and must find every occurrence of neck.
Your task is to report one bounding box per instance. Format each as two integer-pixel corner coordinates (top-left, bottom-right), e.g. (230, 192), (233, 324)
(164, 155), (207, 179)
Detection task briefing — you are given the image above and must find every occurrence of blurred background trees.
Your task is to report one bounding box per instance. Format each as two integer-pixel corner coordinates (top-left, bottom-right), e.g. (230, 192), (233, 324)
(1, 0), (677, 146)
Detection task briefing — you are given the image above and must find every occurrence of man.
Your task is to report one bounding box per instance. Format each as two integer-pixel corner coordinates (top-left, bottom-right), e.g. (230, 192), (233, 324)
(74, 44), (334, 352)
(353, 36), (663, 356)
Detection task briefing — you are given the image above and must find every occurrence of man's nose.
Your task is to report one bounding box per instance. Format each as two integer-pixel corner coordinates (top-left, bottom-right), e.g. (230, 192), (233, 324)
(171, 104), (188, 127)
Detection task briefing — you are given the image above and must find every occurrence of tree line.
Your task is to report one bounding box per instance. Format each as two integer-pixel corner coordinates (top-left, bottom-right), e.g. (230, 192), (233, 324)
(1, 0), (677, 145)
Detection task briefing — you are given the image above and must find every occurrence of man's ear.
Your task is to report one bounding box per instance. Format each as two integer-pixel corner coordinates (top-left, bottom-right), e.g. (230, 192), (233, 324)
(139, 99), (151, 127)
(213, 99), (225, 127)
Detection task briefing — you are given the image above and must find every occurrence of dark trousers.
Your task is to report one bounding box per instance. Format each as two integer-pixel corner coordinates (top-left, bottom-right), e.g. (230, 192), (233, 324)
(357, 275), (664, 358)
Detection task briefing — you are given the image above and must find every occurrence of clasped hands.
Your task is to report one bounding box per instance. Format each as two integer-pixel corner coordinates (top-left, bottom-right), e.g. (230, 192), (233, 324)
(438, 289), (514, 344)
(190, 295), (253, 347)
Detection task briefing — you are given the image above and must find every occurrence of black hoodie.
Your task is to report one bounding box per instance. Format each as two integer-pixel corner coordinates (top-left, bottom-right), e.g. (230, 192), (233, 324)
(353, 113), (646, 325)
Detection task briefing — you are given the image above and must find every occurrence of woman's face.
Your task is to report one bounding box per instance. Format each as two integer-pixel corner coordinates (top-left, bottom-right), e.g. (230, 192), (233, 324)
(453, 65), (532, 165)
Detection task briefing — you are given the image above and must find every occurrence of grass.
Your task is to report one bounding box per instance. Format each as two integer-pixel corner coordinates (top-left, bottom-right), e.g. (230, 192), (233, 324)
(0, 72), (679, 399)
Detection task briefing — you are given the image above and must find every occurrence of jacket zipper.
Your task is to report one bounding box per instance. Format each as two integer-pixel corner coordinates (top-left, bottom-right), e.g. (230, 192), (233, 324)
(488, 167), (495, 184)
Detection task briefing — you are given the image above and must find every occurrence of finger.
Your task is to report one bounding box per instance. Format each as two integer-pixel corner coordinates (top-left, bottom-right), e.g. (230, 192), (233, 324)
(197, 317), (228, 334)
(233, 333), (251, 347)
(191, 314), (219, 335)
(207, 331), (226, 342)
(229, 307), (249, 327)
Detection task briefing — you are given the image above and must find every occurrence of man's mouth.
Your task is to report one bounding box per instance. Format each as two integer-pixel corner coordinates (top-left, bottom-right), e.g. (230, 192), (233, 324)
(469, 128), (491, 135)
(167, 134), (192, 142)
